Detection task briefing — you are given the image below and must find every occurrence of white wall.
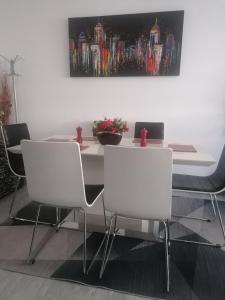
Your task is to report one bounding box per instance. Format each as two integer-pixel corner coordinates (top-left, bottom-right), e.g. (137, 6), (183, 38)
(0, 0), (225, 174)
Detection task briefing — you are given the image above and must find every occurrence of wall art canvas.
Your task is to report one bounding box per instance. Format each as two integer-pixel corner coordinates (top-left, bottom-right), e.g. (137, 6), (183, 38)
(68, 10), (184, 77)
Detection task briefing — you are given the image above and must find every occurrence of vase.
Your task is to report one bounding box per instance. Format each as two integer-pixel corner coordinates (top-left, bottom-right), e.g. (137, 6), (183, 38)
(96, 132), (122, 145)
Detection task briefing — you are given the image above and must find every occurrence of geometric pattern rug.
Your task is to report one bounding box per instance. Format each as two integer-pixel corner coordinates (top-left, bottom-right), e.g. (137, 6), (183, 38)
(52, 232), (225, 300)
(0, 198), (225, 300)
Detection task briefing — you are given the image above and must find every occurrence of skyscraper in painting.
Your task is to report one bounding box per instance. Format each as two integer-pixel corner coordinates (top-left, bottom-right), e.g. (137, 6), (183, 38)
(69, 10), (184, 77)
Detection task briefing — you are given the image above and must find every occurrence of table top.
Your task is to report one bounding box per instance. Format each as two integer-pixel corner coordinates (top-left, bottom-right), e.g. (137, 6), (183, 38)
(7, 135), (216, 167)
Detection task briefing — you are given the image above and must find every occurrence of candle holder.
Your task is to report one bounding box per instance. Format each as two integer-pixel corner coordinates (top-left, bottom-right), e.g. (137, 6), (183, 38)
(140, 128), (148, 147)
(76, 126), (83, 144)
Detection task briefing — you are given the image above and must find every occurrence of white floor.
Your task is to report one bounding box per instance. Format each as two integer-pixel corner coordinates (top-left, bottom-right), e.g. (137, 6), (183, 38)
(0, 269), (151, 300)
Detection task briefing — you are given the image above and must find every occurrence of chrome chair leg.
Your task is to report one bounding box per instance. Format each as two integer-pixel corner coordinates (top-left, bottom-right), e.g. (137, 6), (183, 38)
(9, 176), (21, 219)
(73, 208), (76, 222)
(214, 195), (225, 247)
(87, 228), (121, 274)
(210, 193), (217, 220)
(55, 208), (61, 232)
(163, 220), (170, 293)
(170, 193), (225, 248)
(82, 208), (87, 274)
(86, 194), (108, 274)
(172, 192), (219, 223)
(101, 216), (117, 273)
(86, 232), (107, 274)
(100, 215), (117, 278)
(56, 208), (60, 224)
(102, 194), (107, 229)
(171, 237), (221, 247)
(99, 214), (114, 278)
(172, 214), (211, 222)
(27, 205), (41, 263)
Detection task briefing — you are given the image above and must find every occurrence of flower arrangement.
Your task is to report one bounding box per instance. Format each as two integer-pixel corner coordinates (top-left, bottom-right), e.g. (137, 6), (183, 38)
(93, 118), (129, 134)
(0, 75), (12, 125)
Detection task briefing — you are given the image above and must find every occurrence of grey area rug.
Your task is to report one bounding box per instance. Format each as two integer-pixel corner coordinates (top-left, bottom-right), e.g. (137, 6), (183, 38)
(0, 198), (225, 300)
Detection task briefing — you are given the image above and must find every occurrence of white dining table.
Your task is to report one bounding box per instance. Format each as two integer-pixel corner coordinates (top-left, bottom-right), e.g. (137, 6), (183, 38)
(8, 134), (215, 166)
(7, 134), (216, 186)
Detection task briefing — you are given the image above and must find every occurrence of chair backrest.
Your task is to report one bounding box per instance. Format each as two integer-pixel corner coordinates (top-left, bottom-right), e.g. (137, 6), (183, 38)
(104, 145), (172, 220)
(0, 123), (30, 177)
(134, 122), (164, 140)
(1, 123), (30, 147)
(21, 140), (87, 208)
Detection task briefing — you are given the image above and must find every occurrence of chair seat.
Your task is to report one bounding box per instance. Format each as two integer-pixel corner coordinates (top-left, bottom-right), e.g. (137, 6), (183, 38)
(172, 173), (223, 193)
(85, 185), (104, 205)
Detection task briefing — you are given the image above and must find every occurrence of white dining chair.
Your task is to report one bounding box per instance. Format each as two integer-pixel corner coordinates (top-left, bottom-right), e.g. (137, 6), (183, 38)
(21, 140), (104, 273)
(99, 145), (172, 292)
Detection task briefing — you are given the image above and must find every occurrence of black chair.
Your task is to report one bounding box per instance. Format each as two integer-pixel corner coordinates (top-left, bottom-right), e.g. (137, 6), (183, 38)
(1, 123), (30, 176)
(1, 123), (31, 221)
(134, 122), (164, 140)
(0, 123), (58, 225)
(172, 144), (225, 247)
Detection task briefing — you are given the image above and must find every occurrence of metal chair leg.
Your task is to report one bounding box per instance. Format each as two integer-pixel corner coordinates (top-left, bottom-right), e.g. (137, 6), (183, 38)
(210, 193), (217, 220)
(87, 227), (121, 273)
(163, 220), (170, 293)
(86, 194), (108, 274)
(86, 232), (107, 274)
(27, 205), (41, 263)
(172, 214), (211, 222)
(214, 195), (225, 247)
(102, 194), (107, 229)
(55, 208), (61, 232)
(73, 208), (76, 222)
(99, 214), (114, 278)
(82, 208), (87, 274)
(170, 194), (225, 248)
(100, 215), (117, 278)
(9, 176), (21, 218)
(56, 208), (60, 224)
(172, 192), (217, 223)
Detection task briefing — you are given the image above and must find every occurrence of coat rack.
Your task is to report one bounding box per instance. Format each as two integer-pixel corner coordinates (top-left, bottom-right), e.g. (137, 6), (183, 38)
(0, 54), (22, 123)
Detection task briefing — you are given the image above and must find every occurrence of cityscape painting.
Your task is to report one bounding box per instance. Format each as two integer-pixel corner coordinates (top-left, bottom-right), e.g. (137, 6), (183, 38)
(68, 10), (184, 77)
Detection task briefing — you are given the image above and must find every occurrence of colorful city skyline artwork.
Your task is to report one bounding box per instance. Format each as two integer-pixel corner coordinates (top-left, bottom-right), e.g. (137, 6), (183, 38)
(68, 10), (184, 77)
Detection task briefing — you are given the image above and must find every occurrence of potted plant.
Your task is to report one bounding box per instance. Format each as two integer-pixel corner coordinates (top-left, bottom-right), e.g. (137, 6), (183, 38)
(0, 76), (16, 199)
(93, 118), (128, 145)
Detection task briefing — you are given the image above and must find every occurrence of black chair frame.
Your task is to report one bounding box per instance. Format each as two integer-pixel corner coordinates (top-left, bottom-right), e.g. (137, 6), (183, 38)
(171, 189), (225, 248)
(171, 143), (225, 248)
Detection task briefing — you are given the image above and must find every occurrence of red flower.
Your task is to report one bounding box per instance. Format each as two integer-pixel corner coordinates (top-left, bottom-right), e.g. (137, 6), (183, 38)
(100, 119), (113, 130)
(93, 118), (129, 134)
